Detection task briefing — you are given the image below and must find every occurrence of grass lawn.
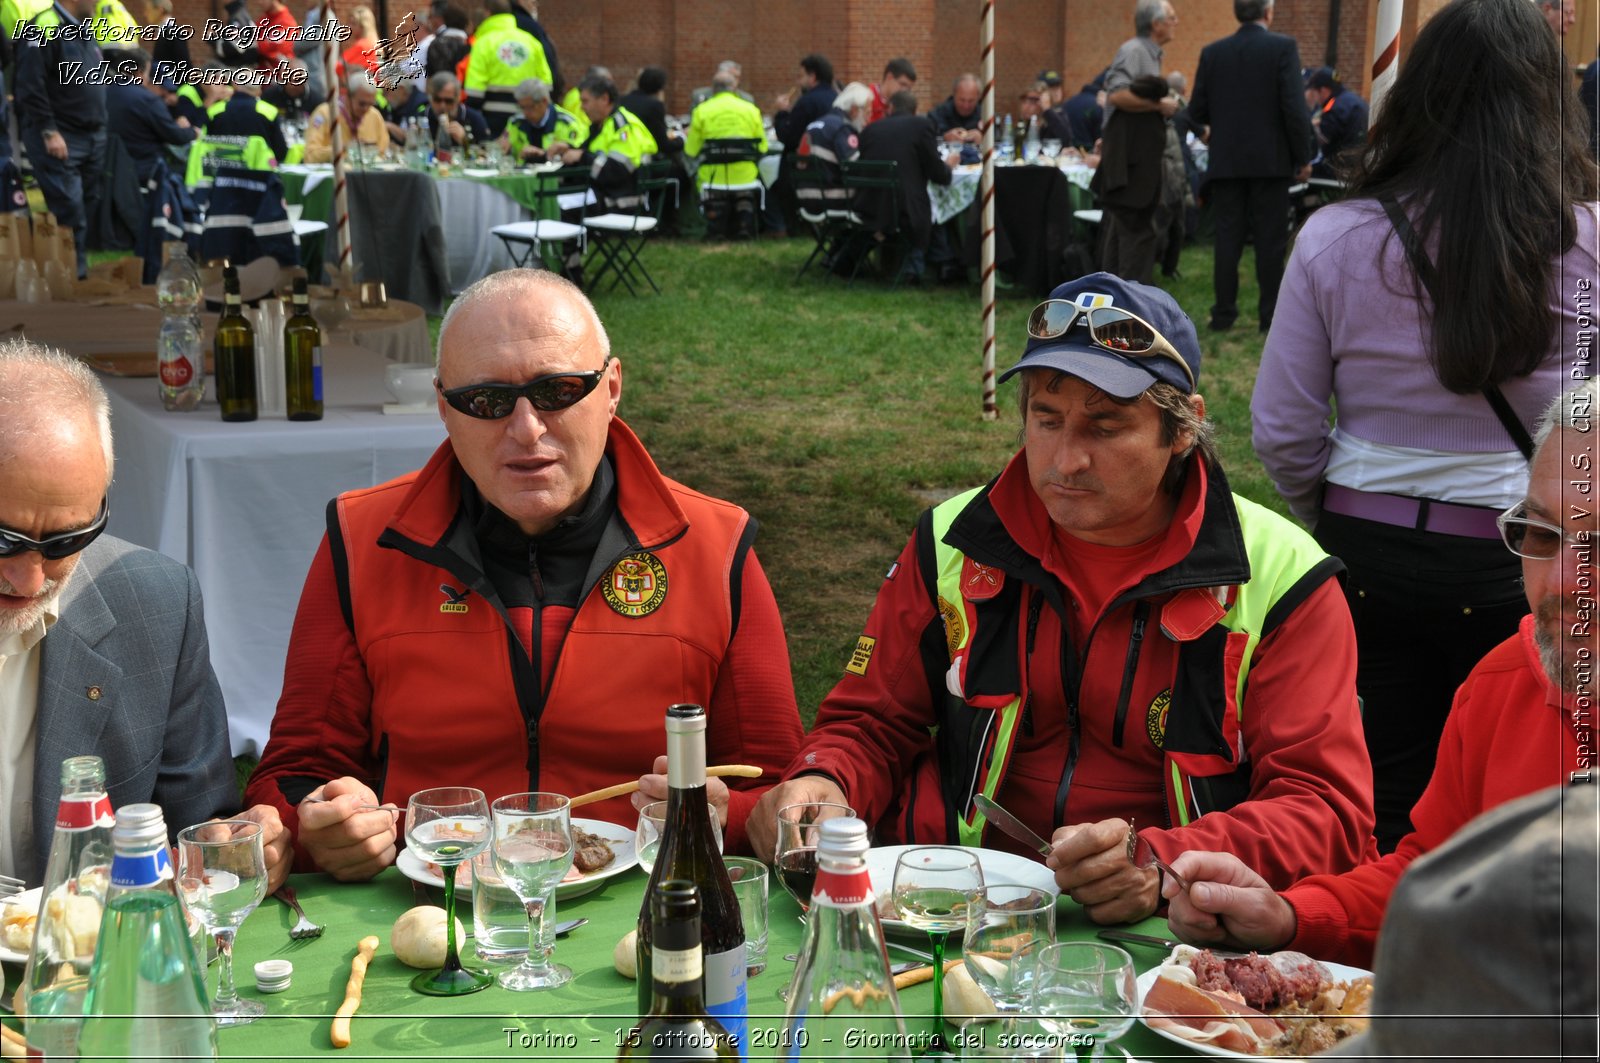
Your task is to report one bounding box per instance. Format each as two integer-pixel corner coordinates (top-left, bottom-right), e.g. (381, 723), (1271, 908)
(572, 234), (1284, 724)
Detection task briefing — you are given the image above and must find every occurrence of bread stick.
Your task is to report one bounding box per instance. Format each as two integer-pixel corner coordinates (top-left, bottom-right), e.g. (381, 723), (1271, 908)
(891, 957), (963, 990)
(329, 935), (380, 1049)
(1, 1023), (31, 1059)
(568, 765), (763, 808)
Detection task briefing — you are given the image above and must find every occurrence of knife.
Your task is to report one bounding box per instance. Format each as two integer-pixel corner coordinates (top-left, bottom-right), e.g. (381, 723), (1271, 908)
(1097, 928), (1184, 951)
(973, 793), (1052, 858)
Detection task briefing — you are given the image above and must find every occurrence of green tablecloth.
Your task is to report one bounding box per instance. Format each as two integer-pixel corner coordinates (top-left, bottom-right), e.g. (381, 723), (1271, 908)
(203, 867), (1176, 1060)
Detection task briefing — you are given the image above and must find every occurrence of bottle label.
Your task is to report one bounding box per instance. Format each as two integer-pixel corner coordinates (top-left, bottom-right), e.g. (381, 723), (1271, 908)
(312, 347), (324, 401)
(811, 866), (874, 910)
(159, 356), (194, 387)
(652, 944), (701, 985)
(703, 944), (748, 1058)
(110, 846), (174, 890)
(55, 793), (114, 832)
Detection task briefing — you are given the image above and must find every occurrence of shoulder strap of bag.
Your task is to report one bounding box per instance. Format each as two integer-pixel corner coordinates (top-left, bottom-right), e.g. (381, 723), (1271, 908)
(1378, 193), (1535, 460)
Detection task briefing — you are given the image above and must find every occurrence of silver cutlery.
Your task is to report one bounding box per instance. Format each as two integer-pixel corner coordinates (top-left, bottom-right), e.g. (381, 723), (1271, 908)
(1126, 819), (1192, 892)
(0, 872), (25, 899)
(273, 885), (324, 940)
(551, 917), (587, 937)
(973, 793), (1053, 857)
(1097, 928), (1184, 951)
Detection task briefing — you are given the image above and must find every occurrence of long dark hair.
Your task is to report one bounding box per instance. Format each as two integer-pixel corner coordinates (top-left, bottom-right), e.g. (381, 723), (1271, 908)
(1350, 0), (1599, 393)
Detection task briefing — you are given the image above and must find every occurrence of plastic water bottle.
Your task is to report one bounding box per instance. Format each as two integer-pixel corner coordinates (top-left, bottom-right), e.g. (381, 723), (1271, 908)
(1000, 113), (1015, 161)
(781, 818), (907, 1061)
(1024, 114), (1042, 162)
(156, 241), (205, 411)
(22, 756), (116, 1060)
(78, 804), (218, 1061)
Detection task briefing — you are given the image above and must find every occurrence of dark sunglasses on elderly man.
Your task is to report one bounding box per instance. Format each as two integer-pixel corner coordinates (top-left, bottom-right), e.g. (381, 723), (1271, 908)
(1026, 300), (1195, 390)
(1497, 501), (1593, 560)
(438, 356), (613, 420)
(0, 498), (110, 560)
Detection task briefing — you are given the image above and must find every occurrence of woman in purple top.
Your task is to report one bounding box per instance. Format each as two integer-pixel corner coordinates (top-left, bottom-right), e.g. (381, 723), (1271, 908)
(1251, 0), (1600, 851)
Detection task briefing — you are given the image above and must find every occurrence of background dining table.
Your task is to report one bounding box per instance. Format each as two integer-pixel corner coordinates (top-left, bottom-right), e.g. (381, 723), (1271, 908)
(0, 866), (1177, 1060)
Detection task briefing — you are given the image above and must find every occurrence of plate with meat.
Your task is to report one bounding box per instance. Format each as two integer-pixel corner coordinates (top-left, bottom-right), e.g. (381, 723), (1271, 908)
(396, 818), (636, 900)
(1137, 944), (1373, 1057)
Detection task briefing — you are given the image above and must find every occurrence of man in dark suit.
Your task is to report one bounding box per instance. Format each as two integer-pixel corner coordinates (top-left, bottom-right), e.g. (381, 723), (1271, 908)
(105, 50), (196, 183)
(853, 90), (955, 282)
(1186, 0), (1312, 332)
(0, 341), (292, 891)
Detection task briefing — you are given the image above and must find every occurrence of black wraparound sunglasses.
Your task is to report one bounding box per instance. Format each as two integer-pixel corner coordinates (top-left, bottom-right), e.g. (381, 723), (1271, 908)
(0, 498), (110, 560)
(438, 356), (613, 420)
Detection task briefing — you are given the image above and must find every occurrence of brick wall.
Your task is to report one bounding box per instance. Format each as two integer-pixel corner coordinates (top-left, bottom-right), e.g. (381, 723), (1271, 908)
(158, 1), (1572, 121)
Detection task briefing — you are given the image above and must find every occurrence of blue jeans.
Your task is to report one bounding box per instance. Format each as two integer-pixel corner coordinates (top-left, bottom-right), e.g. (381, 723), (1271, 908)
(21, 124), (106, 277)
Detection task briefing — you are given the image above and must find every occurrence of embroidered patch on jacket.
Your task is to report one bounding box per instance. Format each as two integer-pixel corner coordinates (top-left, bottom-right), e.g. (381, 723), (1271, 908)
(438, 583), (470, 614)
(845, 635), (876, 676)
(961, 558), (1004, 601)
(602, 551), (669, 617)
(1146, 689), (1173, 749)
(938, 595), (966, 657)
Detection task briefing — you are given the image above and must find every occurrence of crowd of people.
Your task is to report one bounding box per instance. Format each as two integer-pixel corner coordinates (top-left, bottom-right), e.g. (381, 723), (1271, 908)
(0, 0), (1596, 1052)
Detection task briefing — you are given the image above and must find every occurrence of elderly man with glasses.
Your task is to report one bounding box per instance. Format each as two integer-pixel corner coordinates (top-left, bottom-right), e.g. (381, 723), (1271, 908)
(750, 273), (1376, 925)
(0, 340), (292, 891)
(246, 270), (803, 880)
(1163, 378), (1597, 969)
(425, 71), (490, 150)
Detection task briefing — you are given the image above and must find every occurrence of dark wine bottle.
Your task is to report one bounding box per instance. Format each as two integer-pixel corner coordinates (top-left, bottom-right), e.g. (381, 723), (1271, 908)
(619, 882), (736, 1062)
(214, 267), (257, 422)
(637, 705), (747, 1057)
(284, 277), (324, 420)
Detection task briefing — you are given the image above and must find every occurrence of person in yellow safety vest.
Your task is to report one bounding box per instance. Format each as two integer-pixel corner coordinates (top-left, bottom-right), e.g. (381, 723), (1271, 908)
(461, 0), (549, 140)
(501, 77), (586, 163)
(0, 0), (48, 39)
(204, 82), (287, 162)
(557, 63), (607, 123)
(552, 72), (656, 211)
(684, 72), (767, 239)
(90, 0), (136, 43)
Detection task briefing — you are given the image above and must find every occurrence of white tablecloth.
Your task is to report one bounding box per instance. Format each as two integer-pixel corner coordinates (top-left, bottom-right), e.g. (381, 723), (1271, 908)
(435, 177), (523, 293)
(100, 344), (446, 756)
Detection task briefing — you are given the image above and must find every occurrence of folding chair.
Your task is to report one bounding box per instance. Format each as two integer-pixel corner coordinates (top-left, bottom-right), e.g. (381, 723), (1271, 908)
(696, 137), (766, 240)
(790, 154), (852, 282)
(490, 165), (589, 271)
(582, 160), (671, 295)
(839, 159), (910, 287)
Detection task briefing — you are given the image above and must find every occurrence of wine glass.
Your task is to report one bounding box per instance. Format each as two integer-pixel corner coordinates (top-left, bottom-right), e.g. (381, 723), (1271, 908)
(490, 793), (574, 991)
(893, 847), (985, 1055)
(176, 820), (267, 1025)
(1031, 942), (1137, 1062)
(1040, 138), (1063, 162)
(636, 800), (722, 875)
(405, 786), (493, 995)
(772, 801), (856, 913)
(962, 883), (1055, 1012)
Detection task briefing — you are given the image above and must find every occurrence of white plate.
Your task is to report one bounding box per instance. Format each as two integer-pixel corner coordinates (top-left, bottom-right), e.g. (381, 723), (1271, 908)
(461, 168), (499, 178)
(0, 887), (43, 965)
(396, 818), (636, 901)
(1136, 960), (1373, 1058)
(864, 844), (1058, 936)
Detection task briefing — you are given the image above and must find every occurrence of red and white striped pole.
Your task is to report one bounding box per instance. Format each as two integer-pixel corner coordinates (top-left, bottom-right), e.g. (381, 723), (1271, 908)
(979, 0), (997, 420)
(323, 26), (352, 283)
(1369, 0), (1404, 123)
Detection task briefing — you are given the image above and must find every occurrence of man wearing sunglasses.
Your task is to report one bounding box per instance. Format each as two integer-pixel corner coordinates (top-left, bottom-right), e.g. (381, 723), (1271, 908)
(1164, 379), (1596, 970)
(0, 342), (293, 891)
(750, 273), (1375, 925)
(246, 270), (803, 879)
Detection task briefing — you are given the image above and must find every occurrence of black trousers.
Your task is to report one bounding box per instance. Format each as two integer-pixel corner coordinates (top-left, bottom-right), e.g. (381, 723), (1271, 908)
(1315, 511), (1527, 852)
(1207, 176), (1290, 330)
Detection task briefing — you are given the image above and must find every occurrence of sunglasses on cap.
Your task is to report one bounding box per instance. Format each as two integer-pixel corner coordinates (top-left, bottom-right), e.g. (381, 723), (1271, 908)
(0, 498), (110, 560)
(1497, 502), (1593, 559)
(1025, 300), (1195, 391)
(438, 356), (613, 420)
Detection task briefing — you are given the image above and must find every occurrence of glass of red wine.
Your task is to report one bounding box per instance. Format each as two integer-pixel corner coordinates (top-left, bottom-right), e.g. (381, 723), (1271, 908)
(772, 801), (855, 1002)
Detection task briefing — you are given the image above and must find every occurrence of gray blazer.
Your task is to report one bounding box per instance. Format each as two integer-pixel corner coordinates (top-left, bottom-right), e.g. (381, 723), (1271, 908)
(30, 535), (238, 880)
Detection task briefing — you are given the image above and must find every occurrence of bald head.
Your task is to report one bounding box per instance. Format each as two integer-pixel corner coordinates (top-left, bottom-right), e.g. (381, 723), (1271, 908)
(0, 339), (114, 483)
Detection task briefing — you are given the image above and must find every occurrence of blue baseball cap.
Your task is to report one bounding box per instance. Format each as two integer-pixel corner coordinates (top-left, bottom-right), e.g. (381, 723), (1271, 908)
(999, 272), (1201, 398)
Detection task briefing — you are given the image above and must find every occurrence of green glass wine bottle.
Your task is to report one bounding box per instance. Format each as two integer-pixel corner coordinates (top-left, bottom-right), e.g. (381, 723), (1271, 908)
(619, 882), (736, 1062)
(284, 277), (324, 420)
(214, 266), (257, 422)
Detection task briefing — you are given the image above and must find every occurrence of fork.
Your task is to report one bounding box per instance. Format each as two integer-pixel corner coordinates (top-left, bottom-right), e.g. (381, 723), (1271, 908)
(1126, 820), (1191, 892)
(0, 873), (25, 899)
(274, 885), (324, 940)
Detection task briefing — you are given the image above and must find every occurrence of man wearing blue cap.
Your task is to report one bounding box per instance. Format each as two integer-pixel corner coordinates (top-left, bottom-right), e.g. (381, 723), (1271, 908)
(751, 274), (1376, 924)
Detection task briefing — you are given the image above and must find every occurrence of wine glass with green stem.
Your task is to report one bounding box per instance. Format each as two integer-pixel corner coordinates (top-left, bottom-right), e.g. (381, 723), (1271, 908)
(893, 847), (985, 1056)
(405, 786), (493, 995)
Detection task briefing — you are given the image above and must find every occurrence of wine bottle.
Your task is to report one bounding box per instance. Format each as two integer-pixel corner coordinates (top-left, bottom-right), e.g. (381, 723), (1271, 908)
(22, 756), (116, 1059)
(284, 276), (324, 420)
(782, 818), (907, 1061)
(637, 705), (747, 1057)
(214, 266), (258, 422)
(78, 803), (218, 1060)
(618, 882), (737, 1062)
